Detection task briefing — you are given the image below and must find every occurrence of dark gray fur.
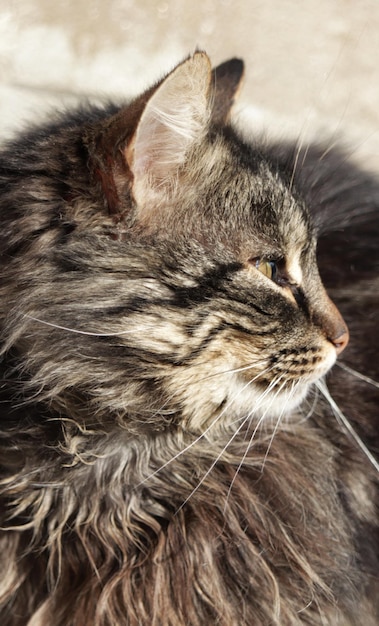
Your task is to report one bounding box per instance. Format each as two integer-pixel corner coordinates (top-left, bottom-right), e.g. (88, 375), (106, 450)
(0, 54), (377, 625)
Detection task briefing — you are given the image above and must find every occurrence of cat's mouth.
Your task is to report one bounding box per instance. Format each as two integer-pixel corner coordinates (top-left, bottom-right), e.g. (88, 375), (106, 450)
(271, 342), (337, 385)
(228, 341), (337, 419)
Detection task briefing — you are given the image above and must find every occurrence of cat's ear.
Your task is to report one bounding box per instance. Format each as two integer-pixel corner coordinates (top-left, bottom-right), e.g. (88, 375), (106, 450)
(211, 58), (244, 124)
(125, 52), (212, 209)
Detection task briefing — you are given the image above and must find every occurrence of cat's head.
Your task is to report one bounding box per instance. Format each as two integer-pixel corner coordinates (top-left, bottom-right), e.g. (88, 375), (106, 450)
(0, 52), (348, 435)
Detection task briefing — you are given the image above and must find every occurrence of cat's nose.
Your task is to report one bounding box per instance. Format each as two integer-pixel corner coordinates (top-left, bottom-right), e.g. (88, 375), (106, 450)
(313, 287), (349, 355)
(329, 325), (349, 355)
(320, 296), (349, 355)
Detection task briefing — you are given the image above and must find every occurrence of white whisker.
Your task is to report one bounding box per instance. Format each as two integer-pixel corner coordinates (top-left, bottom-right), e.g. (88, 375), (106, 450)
(177, 374), (284, 514)
(223, 375), (286, 512)
(175, 410), (252, 514)
(290, 137), (304, 192)
(139, 365), (276, 487)
(261, 379), (298, 471)
(316, 379), (379, 474)
(201, 359), (268, 380)
(23, 314), (153, 337)
(146, 359), (270, 421)
(301, 384), (320, 421)
(335, 361), (379, 389)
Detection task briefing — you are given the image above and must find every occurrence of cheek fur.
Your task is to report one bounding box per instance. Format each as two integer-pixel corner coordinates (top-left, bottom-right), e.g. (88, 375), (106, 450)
(159, 300), (336, 431)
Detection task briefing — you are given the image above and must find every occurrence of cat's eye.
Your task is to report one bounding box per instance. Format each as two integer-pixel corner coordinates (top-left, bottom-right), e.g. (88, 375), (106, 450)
(252, 258), (277, 281)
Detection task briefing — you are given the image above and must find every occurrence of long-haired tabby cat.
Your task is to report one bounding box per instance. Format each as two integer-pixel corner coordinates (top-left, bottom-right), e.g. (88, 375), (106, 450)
(0, 52), (378, 625)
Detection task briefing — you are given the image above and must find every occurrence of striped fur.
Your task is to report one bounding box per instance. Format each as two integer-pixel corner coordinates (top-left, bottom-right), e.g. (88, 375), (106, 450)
(0, 53), (377, 625)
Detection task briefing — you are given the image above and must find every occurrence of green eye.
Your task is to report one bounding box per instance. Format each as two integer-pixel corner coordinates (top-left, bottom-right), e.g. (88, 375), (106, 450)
(254, 258), (277, 281)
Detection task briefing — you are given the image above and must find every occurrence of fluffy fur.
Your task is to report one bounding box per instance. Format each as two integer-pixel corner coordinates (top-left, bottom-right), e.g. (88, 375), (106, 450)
(0, 53), (378, 625)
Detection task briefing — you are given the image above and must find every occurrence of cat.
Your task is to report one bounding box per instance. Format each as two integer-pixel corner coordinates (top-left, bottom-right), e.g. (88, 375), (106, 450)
(0, 51), (378, 625)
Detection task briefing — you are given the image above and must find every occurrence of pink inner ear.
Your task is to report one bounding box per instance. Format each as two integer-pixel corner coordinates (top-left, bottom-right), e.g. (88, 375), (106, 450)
(125, 53), (212, 208)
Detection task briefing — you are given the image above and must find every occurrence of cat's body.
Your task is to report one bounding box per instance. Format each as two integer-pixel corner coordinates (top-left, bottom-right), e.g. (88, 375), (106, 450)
(0, 53), (377, 625)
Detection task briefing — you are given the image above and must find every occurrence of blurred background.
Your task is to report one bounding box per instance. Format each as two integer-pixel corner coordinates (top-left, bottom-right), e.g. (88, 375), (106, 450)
(0, 0), (378, 169)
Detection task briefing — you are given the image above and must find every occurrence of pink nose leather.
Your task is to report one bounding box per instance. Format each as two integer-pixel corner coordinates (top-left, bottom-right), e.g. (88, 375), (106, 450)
(330, 325), (349, 355)
(319, 294), (349, 355)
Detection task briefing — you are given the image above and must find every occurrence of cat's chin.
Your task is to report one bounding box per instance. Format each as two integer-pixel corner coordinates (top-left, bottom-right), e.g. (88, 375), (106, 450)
(224, 349), (337, 422)
(260, 383), (312, 419)
(224, 377), (312, 422)
(226, 347), (336, 420)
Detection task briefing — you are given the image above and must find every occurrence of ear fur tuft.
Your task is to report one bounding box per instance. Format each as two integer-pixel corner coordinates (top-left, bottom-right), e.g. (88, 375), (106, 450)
(211, 58), (244, 124)
(89, 52), (245, 231)
(125, 52), (212, 207)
